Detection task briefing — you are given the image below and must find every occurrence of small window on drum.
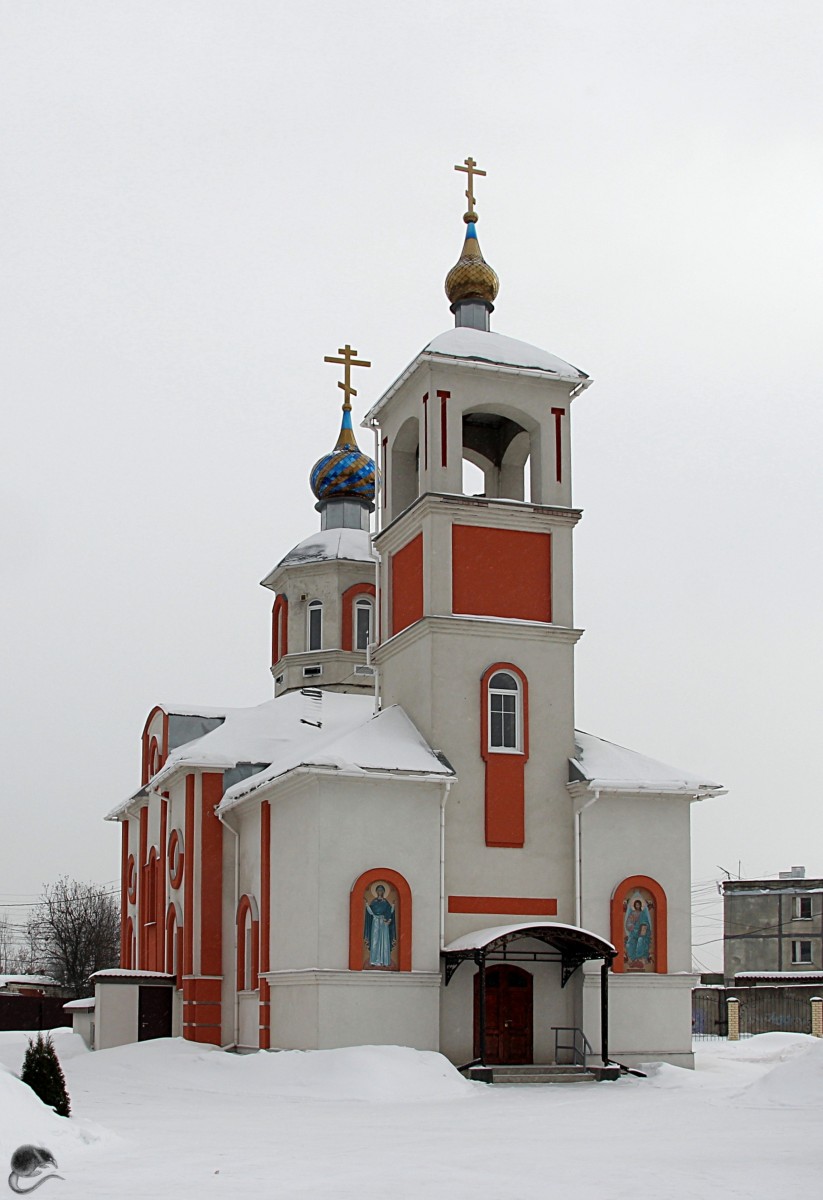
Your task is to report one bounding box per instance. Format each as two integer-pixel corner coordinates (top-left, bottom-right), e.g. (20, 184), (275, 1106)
(355, 598), (373, 651)
(487, 671), (521, 752)
(307, 600), (323, 651)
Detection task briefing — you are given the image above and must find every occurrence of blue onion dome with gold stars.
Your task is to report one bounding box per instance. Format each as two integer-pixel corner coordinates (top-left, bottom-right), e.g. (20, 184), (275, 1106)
(310, 405), (375, 503)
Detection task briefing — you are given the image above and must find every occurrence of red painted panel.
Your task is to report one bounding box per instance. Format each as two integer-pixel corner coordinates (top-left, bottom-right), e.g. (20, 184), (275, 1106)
(391, 534), (423, 636)
(183, 775), (195, 976)
(448, 896), (557, 915)
(485, 755), (526, 847)
(120, 824), (129, 965)
(200, 773), (224, 979)
(452, 525), (551, 622)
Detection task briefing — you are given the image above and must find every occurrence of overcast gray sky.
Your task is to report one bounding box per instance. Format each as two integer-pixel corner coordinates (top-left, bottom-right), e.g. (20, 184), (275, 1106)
(2, 1), (821, 968)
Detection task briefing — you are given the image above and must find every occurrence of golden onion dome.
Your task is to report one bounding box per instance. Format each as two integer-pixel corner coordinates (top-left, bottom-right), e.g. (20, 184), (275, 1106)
(445, 220), (499, 307)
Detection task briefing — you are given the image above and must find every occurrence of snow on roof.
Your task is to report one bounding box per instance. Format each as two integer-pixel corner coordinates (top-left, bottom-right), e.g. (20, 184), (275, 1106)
(262, 527), (376, 584)
(365, 328), (589, 420)
(425, 328), (588, 381)
(63, 997), (95, 1010)
(734, 972), (823, 981)
(570, 730), (723, 796)
(0, 975), (61, 989)
(444, 921), (615, 954)
(219, 701), (453, 811)
(91, 969), (175, 980)
(108, 692), (453, 820)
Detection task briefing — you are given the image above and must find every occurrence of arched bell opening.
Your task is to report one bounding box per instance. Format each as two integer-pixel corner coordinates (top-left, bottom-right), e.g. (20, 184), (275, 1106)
(391, 416), (420, 517)
(461, 407), (541, 503)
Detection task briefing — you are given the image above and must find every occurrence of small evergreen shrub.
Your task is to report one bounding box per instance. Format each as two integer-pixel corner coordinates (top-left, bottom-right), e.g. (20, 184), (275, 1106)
(20, 1033), (71, 1117)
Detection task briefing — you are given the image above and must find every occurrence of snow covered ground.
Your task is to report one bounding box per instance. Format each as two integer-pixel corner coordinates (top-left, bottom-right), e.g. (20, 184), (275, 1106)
(0, 1030), (819, 1198)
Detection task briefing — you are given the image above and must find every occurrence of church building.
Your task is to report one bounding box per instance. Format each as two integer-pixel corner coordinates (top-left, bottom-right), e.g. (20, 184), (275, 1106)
(99, 160), (723, 1070)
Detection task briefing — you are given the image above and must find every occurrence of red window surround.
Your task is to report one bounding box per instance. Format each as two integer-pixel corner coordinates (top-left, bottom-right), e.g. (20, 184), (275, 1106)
(349, 867), (412, 972)
(341, 582), (376, 650)
(271, 594), (288, 666)
(480, 663), (529, 848)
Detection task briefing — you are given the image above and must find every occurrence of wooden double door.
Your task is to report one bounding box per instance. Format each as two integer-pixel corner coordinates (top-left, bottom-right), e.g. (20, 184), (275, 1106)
(473, 965), (534, 1064)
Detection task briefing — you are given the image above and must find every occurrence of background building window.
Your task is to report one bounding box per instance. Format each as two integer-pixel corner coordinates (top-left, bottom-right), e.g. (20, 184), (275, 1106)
(792, 940), (812, 964)
(307, 600), (323, 651)
(794, 895), (813, 920)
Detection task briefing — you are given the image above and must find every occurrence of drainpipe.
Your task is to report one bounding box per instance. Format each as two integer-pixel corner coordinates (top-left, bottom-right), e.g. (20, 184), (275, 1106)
(439, 780), (452, 950)
(217, 806), (241, 1050)
(574, 790), (600, 927)
(370, 420), (382, 717)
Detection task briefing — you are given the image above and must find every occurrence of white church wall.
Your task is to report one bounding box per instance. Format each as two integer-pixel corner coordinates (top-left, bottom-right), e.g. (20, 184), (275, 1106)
(315, 774), (443, 973)
(578, 791), (694, 971)
(266, 970), (441, 1051)
(269, 775), (322, 970)
(238, 992), (258, 1049)
(582, 967), (697, 1069)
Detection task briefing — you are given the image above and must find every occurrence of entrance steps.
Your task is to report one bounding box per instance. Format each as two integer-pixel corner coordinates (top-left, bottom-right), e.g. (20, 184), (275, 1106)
(468, 1063), (597, 1085)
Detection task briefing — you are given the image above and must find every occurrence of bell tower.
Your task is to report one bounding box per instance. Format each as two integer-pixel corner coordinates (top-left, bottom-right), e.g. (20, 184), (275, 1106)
(365, 161), (592, 933)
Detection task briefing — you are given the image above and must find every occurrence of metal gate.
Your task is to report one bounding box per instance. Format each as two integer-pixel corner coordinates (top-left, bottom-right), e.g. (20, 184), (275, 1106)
(692, 989), (727, 1040)
(736, 987), (811, 1036)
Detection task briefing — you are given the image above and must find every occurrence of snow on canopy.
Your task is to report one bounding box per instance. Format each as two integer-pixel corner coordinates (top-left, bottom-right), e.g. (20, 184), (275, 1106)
(570, 730), (722, 796)
(107, 692), (452, 820)
(444, 921), (615, 954)
(425, 328), (588, 381)
(262, 527), (376, 583)
(0, 975), (61, 990)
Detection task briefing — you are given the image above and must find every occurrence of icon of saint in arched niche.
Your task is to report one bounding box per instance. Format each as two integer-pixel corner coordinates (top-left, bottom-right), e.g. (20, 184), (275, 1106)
(623, 888), (655, 971)
(363, 880), (398, 970)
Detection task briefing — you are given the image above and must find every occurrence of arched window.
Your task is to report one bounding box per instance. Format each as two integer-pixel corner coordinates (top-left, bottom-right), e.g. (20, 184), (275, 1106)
(166, 903), (182, 987)
(271, 594), (288, 665)
(307, 600), (323, 652)
(126, 854), (137, 904)
(480, 663), (529, 848)
(236, 895), (260, 992)
(349, 868), (412, 972)
(124, 916), (134, 969)
(148, 737), (161, 778)
(354, 598), (373, 651)
(487, 671), (522, 752)
(610, 876), (668, 974)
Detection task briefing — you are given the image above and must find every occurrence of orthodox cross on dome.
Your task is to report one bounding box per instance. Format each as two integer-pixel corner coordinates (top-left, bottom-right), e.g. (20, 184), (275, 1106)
(324, 344), (371, 411)
(454, 156), (486, 224)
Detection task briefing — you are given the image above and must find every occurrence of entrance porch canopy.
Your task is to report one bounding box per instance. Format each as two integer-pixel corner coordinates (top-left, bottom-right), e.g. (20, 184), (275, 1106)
(442, 922), (616, 1067)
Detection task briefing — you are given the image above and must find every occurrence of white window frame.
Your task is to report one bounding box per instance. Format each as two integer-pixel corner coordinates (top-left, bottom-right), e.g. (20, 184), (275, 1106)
(794, 895), (813, 921)
(307, 599), (323, 651)
(791, 939), (813, 965)
(487, 670), (522, 754)
(354, 597), (373, 652)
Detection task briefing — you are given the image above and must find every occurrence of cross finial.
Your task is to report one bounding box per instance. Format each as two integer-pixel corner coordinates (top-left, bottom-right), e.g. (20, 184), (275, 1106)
(454, 156), (486, 224)
(323, 343), (371, 410)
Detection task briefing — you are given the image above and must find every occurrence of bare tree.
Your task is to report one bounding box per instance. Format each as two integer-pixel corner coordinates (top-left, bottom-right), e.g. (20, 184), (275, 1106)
(26, 878), (120, 996)
(0, 914), (30, 975)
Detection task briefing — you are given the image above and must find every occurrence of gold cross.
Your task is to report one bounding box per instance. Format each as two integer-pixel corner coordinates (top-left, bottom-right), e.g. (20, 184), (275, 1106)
(454, 156), (486, 221)
(324, 343), (371, 409)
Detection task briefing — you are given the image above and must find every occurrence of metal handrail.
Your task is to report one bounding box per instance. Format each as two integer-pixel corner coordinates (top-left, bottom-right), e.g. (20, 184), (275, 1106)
(551, 1025), (593, 1068)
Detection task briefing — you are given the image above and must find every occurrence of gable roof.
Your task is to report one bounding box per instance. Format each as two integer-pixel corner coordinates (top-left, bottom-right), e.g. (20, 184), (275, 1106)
(569, 730), (723, 797)
(108, 692), (453, 820)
